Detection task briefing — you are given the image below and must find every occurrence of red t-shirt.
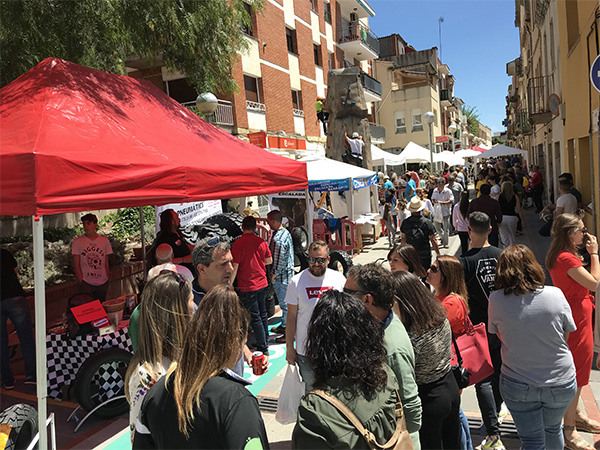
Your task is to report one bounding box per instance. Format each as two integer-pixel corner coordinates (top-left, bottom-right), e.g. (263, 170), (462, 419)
(231, 233), (272, 292)
(438, 293), (468, 337)
(549, 251), (594, 319)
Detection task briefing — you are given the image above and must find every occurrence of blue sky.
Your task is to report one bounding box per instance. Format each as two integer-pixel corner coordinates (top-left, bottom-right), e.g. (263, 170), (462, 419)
(368, 0), (520, 134)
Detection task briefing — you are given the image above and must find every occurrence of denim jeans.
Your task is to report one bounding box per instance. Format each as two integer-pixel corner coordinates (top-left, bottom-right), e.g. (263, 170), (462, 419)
(475, 333), (503, 436)
(1, 296), (36, 383)
(500, 375), (576, 450)
(434, 215), (450, 246)
(272, 281), (288, 327)
(238, 287), (268, 354)
(459, 407), (473, 450)
(297, 354), (315, 394)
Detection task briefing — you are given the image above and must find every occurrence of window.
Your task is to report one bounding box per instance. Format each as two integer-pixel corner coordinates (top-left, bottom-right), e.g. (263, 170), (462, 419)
(566, 1), (579, 51)
(324, 2), (332, 23)
(286, 27), (297, 54)
(313, 44), (322, 66)
(328, 52), (334, 70)
(412, 109), (423, 132)
(244, 75), (259, 103)
(394, 111), (406, 134)
(292, 90), (302, 111)
(241, 2), (254, 37)
(549, 20), (555, 71)
(310, 0), (317, 12)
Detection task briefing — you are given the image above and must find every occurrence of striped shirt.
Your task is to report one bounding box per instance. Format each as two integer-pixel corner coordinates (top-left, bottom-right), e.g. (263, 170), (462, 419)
(270, 227), (294, 284)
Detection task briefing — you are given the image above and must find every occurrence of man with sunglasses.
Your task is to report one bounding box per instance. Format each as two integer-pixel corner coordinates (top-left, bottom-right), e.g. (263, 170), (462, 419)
(344, 264), (422, 450)
(284, 240), (346, 393)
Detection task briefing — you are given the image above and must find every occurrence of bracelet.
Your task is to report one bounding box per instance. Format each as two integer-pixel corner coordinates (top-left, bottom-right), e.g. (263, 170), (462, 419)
(591, 253), (599, 256)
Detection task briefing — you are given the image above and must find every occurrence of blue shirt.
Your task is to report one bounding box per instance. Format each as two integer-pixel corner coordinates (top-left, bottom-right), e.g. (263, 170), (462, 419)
(405, 179), (416, 200)
(270, 227), (294, 284)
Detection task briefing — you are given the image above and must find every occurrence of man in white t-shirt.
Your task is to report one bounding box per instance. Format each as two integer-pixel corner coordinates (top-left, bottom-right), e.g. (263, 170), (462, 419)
(285, 240), (346, 393)
(555, 179), (578, 216)
(344, 131), (364, 167)
(72, 213), (113, 301)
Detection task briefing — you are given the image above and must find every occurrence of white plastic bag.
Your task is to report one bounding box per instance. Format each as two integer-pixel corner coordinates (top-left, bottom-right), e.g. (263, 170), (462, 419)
(433, 203), (444, 223)
(275, 364), (305, 424)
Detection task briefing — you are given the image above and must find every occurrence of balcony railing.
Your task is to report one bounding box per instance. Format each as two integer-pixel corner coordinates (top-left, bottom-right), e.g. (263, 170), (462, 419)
(293, 108), (304, 117)
(361, 71), (382, 97)
(181, 99), (234, 126)
(528, 76), (553, 124)
(440, 88), (452, 103)
(370, 122), (386, 140)
(246, 100), (266, 112)
(339, 22), (380, 54)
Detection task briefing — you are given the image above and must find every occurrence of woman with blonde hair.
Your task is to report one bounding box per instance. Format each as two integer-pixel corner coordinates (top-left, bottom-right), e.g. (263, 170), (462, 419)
(125, 271), (193, 441)
(133, 285), (268, 449)
(498, 181), (523, 247)
(489, 245), (576, 450)
(546, 214), (599, 450)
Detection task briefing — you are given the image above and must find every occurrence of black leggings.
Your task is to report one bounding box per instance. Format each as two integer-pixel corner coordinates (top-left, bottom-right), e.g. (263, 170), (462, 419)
(418, 370), (461, 450)
(458, 231), (469, 255)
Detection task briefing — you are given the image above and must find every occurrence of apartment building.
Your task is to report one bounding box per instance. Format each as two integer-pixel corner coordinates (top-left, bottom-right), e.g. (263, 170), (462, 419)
(126, 0), (383, 159)
(373, 34), (462, 157)
(506, 0), (599, 235)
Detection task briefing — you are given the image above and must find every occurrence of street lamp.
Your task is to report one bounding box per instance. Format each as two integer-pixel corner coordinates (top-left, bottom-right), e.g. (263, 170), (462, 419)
(424, 111), (436, 172)
(196, 92), (218, 123)
(448, 123), (457, 154)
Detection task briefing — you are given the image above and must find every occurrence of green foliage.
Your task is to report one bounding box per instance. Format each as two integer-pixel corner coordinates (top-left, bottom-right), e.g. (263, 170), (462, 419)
(100, 206), (155, 245)
(0, 226), (77, 244)
(462, 105), (480, 136)
(492, 136), (505, 145)
(0, 0), (260, 94)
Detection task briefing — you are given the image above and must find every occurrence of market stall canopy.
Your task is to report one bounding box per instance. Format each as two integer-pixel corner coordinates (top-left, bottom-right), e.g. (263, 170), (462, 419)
(471, 146), (488, 152)
(455, 149), (481, 158)
(474, 144), (529, 166)
(371, 145), (407, 166)
(434, 151), (465, 167)
(0, 58), (308, 216)
(299, 155), (377, 191)
(399, 141), (432, 163)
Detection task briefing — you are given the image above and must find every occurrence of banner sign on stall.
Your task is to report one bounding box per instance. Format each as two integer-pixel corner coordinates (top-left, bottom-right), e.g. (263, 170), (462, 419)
(156, 200), (222, 232)
(353, 174), (378, 190)
(309, 179), (350, 192)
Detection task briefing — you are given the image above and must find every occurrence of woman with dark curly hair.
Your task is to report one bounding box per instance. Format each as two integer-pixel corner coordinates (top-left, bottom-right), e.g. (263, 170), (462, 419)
(393, 270), (460, 450)
(387, 243), (427, 277)
(292, 290), (401, 449)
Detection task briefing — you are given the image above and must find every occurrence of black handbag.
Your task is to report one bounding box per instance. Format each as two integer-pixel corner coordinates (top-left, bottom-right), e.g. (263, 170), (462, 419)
(451, 333), (470, 389)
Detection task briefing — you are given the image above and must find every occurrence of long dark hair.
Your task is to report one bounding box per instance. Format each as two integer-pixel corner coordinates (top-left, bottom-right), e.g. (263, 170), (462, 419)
(159, 209), (177, 234)
(387, 244), (427, 277)
(459, 191), (470, 219)
(392, 271), (447, 334)
(305, 290), (387, 399)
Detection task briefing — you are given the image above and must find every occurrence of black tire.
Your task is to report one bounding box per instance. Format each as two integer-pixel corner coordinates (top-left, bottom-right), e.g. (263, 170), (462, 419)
(74, 348), (132, 419)
(328, 250), (353, 276)
(203, 213), (244, 240)
(290, 227), (309, 254)
(294, 251), (309, 274)
(0, 403), (37, 450)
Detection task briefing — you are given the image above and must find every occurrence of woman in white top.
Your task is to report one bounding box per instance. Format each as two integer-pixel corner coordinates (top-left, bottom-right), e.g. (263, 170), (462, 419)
(125, 271), (194, 442)
(452, 191), (470, 256)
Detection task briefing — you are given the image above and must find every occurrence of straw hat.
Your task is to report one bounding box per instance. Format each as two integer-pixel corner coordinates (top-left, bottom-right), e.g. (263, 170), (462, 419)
(408, 196), (425, 213)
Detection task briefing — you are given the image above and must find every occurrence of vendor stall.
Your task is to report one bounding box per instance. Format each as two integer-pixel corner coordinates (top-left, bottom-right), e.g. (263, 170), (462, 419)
(0, 57), (309, 446)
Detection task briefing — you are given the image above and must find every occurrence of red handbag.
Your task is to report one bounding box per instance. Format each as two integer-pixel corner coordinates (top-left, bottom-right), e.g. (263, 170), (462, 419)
(450, 296), (495, 386)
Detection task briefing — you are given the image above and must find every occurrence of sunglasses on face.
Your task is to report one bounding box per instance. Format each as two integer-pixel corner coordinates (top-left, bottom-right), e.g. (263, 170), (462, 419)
(429, 264), (439, 273)
(308, 256), (328, 264)
(343, 287), (370, 297)
(577, 227), (588, 233)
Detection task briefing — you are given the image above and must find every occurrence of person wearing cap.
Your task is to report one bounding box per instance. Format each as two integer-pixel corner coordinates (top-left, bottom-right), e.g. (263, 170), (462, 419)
(383, 175), (394, 194)
(72, 213), (113, 301)
(400, 197), (440, 270)
(345, 130), (364, 168)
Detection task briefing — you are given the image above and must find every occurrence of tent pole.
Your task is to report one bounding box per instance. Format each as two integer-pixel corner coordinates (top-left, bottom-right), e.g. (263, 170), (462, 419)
(349, 178), (355, 221)
(305, 188), (313, 243)
(32, 216), (48, 450)
(139, 207), (147, 278)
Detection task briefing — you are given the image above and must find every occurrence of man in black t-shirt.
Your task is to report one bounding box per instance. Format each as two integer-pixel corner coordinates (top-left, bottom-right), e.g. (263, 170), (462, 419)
(400, 197), (440, 270)
(459, 212), (505, 450)
(1, 248), (36, 389)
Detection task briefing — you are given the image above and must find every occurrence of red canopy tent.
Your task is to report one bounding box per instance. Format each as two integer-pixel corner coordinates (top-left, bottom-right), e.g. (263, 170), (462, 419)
(0, 58), (307, 446)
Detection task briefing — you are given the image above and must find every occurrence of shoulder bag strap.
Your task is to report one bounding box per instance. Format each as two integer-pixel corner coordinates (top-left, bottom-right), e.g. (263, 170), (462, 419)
(310, 389), (409, 450)
(451, 332), (464, 368)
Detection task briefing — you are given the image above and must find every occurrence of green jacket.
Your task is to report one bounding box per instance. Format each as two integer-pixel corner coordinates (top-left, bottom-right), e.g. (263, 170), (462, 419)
(384, 313), (421, 450)
(292, 365), (400, 449)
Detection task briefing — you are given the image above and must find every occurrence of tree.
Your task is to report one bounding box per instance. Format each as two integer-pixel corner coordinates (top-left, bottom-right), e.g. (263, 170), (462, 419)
(492, 136), (505, 145)
(0, 0), (258, 93)
(462, 104), (480, 136)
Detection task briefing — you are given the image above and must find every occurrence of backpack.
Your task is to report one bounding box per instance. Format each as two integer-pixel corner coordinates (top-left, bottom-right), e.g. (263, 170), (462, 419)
(405, 222), (428, 248)
(66, 293), (97, 339)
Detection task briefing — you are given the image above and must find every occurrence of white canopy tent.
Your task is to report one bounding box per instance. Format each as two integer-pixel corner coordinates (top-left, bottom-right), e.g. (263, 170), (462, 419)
(474, 144), (529, 167)
(299, 155), (378, 238)
(455, 149), (482, 158)
(434, 151), (465, 167)
(399, 141), (432, 163)
(371, 144), (407, 167)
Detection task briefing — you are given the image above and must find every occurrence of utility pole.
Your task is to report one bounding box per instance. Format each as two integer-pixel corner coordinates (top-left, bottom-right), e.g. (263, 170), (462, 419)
(439, 17), (444, 61)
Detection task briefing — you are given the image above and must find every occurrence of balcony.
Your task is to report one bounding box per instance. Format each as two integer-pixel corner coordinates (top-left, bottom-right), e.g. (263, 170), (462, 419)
(361, 71), (382, 102)
(381, 48), (438, 75)
(338, 21), (379, 61)
(528, 76), (553, 124)
(181, 99), (234, 126)
(337, 0), (375, 19)
(440, 89), (452, 106)
(246, 100), (266, 112)
(370, 122), (386, 143)
(506, 57), (522, 77)
(518, 109), (532, 135)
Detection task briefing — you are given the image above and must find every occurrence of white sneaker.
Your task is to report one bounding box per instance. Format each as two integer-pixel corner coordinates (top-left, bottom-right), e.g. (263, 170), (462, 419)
(476, 435), (506, 450)
(497, 402), (509, 425)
